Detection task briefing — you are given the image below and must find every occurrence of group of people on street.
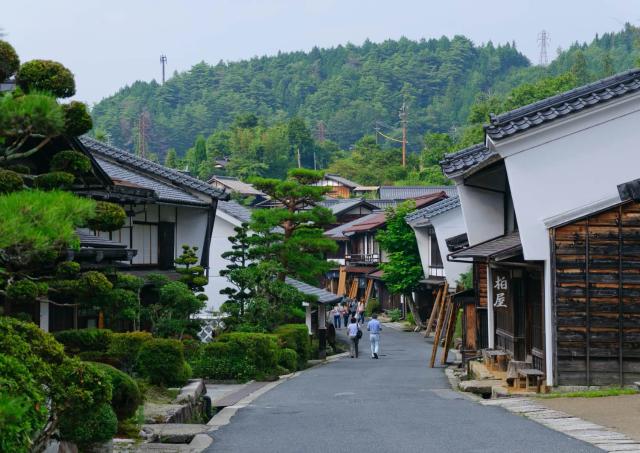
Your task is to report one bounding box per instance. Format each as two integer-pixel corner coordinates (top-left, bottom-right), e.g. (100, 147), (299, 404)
(346, 314), (382, 359)
(329, 300), (382, 359)
(330, 300), (365, 329)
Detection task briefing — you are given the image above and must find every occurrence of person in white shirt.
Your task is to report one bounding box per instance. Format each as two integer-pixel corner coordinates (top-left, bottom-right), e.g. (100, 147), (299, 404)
(367, 313), (382, 359)
(347, 317), (361, 358)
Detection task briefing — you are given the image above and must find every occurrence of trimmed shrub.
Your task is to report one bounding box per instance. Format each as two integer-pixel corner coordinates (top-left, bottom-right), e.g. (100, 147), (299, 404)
(277, 348), (297, 373)
(91, 363), (142, 421)
(0, 169), (24, 194)
(274, 324), (311, 369)
(59, 402), (117, 449)
(365, 298), (381, 316)
(6, 280), (39, 304)
(33, 171), (75, 190)
(17, 59), (76, 98)
(189, 341), (255, 382)
(62, 101), (92, 136)
(54, 328), (113, 355)
(56, 261), (81, 278)
(137, 339), (187, 386)
(107, 331), (152, 373)
(88, 201), (126, 232)
(216, 332), (279, 378)
(50, 150), (91, 175)
(387, 308), (401, 322)
(6, 164), (30, 175)
(0, 40), (20, 81)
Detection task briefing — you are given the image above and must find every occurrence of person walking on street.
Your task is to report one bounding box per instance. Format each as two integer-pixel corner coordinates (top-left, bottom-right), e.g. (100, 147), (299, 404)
(347, 317), (361, 358)
(367, 313), (382, 359)
(332, 304), (341, 328)
(349, 299), (357, 319)
(341, 303), (349, 329)
(357, 300), (365, 325)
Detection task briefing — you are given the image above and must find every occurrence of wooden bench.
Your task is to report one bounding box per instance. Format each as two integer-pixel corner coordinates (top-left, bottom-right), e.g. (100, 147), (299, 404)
(517, 368), (545, 391)
(482, 349), (509, 371)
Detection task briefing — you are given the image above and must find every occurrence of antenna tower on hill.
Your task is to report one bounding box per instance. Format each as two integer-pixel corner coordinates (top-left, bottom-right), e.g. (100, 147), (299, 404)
(537, 30), (549, 66)
(160, 54), (167, 84)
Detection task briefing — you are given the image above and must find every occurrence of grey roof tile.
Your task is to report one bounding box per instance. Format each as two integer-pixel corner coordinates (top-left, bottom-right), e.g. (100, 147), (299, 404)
(449, 232), (522, 261)
(77, 230), (127, 249)
(324, 174), (359, 188)
(405, 195), (461, 226)
(95, 158), (207, 205)
(80, 136), (227, 200)
(285, 277), (343, 305)
(486, 69), (640, 141)
(208, 175), (264, 196)
(319, 198), (377, 215)
(217, 200), (253, 224)
(379, 185), (457, 199)
(440, 143), (496, 178)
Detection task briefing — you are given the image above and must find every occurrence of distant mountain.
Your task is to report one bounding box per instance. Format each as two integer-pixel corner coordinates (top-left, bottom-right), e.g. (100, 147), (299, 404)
(91, 25), (640, 158)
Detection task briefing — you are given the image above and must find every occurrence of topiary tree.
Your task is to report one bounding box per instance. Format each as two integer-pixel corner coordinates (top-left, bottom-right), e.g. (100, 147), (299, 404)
(0, 40), (19, 82)
(62, 101), (92, 136)
(87, 201), (126, 232)
(50, 150), (92, 175)
(17, 59), (76, 98)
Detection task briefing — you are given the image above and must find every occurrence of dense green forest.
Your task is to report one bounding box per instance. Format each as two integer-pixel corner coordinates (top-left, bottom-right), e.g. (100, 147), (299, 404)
(91, 25), (640, 184)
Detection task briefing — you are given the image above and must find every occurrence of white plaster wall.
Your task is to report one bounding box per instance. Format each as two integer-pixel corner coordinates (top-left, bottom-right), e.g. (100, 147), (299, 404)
(413, 227), (431, 279)
(430, 207), (471, 287)
(203, 213), (237, 313)
(175, 207), (208, 260)
(457, 184), (504, 246)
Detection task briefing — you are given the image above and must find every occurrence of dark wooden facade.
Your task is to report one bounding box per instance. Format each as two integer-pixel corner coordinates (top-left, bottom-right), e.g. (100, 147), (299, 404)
(553, 201), (640, 386)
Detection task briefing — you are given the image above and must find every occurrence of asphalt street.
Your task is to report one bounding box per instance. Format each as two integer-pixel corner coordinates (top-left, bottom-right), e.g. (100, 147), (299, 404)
(206, 325), (599, 453)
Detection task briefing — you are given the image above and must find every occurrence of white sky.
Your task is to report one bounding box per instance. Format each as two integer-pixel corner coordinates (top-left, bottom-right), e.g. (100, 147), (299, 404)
(2, 0), (638, 104)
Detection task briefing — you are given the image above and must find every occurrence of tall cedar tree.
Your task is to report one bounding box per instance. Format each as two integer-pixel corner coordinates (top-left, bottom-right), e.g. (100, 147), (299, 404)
(249, 169), (337, 282)
(376, 200), (425, 327)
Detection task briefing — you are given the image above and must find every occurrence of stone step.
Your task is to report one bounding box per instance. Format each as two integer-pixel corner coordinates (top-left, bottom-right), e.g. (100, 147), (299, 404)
(141, 424), (210, 444)
(458, 379), (503, 395)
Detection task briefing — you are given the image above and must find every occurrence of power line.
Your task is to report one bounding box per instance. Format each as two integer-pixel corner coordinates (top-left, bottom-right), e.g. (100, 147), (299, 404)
(537, 31), (549, 66)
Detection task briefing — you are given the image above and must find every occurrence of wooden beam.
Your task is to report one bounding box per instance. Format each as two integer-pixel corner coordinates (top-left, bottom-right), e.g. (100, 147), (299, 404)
(337, 266), (347, 296)
(364, 278), (373, 304)
(441, 299), (460, 365)
(430, 294), (450, 368)
(425, 283), (445, 337)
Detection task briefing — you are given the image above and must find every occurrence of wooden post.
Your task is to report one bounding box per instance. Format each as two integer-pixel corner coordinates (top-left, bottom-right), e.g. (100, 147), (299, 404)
(430, 294), (450, 368)
(98, 310), (104, 329)
(441, 300), (459, 365)
(337, 266), (347, 296)
(425, 284), (445, 337)
(364, 279), (373, 305)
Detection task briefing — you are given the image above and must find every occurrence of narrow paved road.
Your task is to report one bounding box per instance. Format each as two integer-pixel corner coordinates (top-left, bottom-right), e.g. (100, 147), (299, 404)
(206, 326), (598, 453)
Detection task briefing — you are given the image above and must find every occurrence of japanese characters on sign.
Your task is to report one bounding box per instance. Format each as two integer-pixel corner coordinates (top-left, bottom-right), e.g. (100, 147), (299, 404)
(493, 270), (509, 309)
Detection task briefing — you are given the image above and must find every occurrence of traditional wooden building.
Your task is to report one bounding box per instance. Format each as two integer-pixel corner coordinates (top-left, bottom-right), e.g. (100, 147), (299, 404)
(313, 174), (360, 199)
(442, 69), (640, 387)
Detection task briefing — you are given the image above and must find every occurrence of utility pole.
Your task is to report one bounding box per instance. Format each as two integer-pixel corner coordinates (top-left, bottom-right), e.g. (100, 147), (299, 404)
(374, 122), (380, 145)
(137, 110), (150, 158)
(297, 147), (301, 168)
(537, 31), (549, 66)
(160, 54), (167, 84)
(399, 103), (408, 168)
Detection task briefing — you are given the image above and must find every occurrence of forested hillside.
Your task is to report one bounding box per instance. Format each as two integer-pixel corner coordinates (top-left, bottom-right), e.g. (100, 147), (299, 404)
(91, 25), (640, 184)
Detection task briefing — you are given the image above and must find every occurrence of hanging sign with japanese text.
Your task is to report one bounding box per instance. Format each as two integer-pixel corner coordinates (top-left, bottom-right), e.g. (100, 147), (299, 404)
(492, 270), (510, 309)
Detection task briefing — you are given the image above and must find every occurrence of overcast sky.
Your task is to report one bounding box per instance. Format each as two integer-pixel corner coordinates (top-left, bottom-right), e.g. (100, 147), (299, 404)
(2, 0), (638, 104)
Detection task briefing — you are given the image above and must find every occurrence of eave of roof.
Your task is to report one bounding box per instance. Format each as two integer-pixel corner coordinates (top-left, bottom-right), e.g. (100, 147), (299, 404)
(379, 185), (457, 200)
(405, 195), (461, 226)
(342, 212), (387, 234)
(486, 69), (640, 141)
(448, 232), (522, 262)
(440, 143), (497, 179)
(285, 277), (343, 305)
(80, 136), (228, 201)
(324, 174), (359, 188)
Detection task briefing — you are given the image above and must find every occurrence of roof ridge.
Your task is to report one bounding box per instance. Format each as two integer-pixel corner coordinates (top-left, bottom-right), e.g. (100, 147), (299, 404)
(405, 195), (460, 223)
(80, 136), (227, 200)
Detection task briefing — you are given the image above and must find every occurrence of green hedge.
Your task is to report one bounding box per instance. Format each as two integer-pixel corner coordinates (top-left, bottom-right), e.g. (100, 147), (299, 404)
(274, 324), (311, 369)
(277, 348), (297, 373)
(54, 328), (113, 355)
(217, 332), (279, 378)
(108, 331), (153, 373)
(91, 362), (142, 421)
(137, 339), (190, 386)
(58, 402), (117, 449)
(189, 342), (255, 382)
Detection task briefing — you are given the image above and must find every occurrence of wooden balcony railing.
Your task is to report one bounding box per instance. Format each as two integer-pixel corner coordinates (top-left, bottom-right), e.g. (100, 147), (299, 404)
(345, 253), (380, 265)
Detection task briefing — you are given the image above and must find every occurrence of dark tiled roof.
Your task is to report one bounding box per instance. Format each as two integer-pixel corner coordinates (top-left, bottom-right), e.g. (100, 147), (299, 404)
(379, 185), (457, 200)
(217, 200), (253, 224)
(440, 143), (496, 178)
(405, 195), (461, 226)
(77, 230), (127, 249)
(324, 174), (359, 188)
(325, 214), (380, 240)
(368, 199), (399, 209)
(80, 136), (227, 200)
(343, 212), (387, 234)
(319, 198), (377, 215)
(208, 175), (264, 196)
(486, 69), (640, 141)
(95, 158), (208, 206)
(285, 277), (343, 305)
(445, 233), (469, 252)
(449, 232), (522, 262)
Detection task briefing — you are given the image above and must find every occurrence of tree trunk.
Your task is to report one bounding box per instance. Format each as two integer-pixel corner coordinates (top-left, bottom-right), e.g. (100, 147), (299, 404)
(406, 292), (425, 329)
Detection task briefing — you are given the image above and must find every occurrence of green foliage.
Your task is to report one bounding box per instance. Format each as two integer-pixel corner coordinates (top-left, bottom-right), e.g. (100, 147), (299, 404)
(88, 201), (126, 232)
(273, 323), (311, 369)
(17, 59), (76, 98)
(54, 328), (113, 354)
(175, 244), (208, 293)
(6, 164), (30, 175)
(6, 279), (39, 303)
(277, 348), (298, 372)
(137, 338), (188, 386)
(33, 171), (75, 190)
(91, 362), (142, 421)
(107, 331), (152, 373)
(0, 190), (96, 269)
(387, 308), (402, 322)
(50, 149), (91, 175)
(76, 271), (114, 307)
(365, 298), (380, 316)
(58, 402), (117, 448)
(0, 169), (23, 193)
(220, 223), (253, 322)
(457, 269), (473, 290)
(0, 40), (20, 81)
(216, 332), (279, 378)
(62, 101), (93, 136)
(56, 260), (81, 278)
(189, 341), (255, 381)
